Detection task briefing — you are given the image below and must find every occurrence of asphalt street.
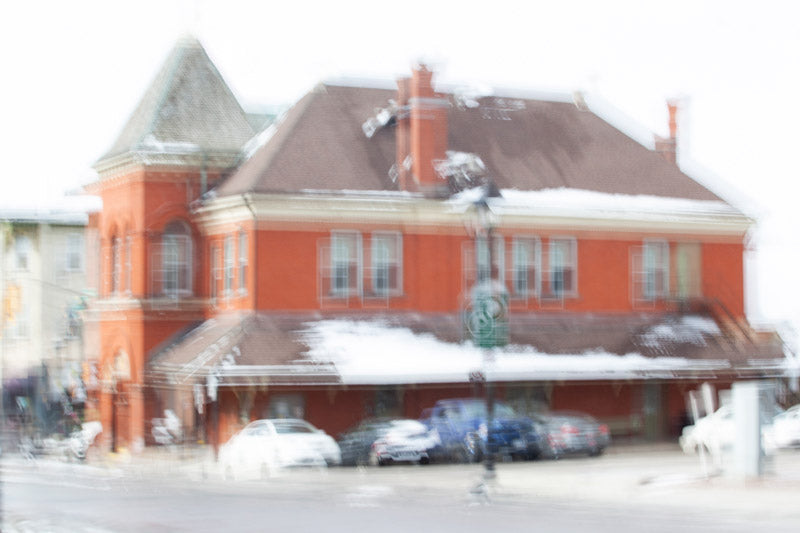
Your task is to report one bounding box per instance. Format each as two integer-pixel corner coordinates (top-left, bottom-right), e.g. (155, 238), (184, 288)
(2, 445), (799, 532)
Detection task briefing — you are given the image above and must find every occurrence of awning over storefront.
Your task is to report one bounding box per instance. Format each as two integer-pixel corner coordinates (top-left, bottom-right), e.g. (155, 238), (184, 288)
(148, 311), (789, 388)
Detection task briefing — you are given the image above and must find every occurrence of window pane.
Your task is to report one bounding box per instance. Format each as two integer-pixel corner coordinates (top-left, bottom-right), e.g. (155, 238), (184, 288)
(512, 238), (539, 295)
(111, 237), (120, 294)
(549, 238), (575, 295)
(67, 233), (83, 271)
(371, 233), (401, 295)
(210, 245), (220, 298)
(475, 236), (503, 284)
(162, 222), (192, 296)
(15, 236), (31, 270)
(331, 233), (360, 296)
(643, 241), (669, 299)
(224, 236), (233, 293)
(238, 232), (247, 291)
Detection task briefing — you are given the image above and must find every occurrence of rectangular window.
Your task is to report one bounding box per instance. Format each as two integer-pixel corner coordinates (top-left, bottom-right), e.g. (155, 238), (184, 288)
(512, 237), (540, 296)
(125, 236), (132, 294)
(15, 236), (31, 271)
(476, 235), (505, 284)
(66, 233), (84, 272)
(331, 232), (361, 297)
(162, 234), (191, 296)
(224, 236), (234, 295)
(548, 237), (576, 297)
(111, 237), (120, 295)
(370, 233), (402, 296)
(238, 232), (248, 293)
(210, 245), (220, 299)
(373, 387), (402, 417)
(643, 240), (670, 300)
(267, 394), (305, 419)
(675, 242), (701, 299)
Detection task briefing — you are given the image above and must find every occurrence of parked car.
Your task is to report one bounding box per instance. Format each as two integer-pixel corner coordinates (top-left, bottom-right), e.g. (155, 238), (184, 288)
(219, 419), (341, 480)
(769, 404), (800, 449)
(338, 418), (438, 466)
(530, 411), (610, 458)
(420, 398), (542, 463)
(679, 403), (783, 456)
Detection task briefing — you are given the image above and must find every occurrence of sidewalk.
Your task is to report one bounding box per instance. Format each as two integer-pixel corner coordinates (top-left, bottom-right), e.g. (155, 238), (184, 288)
(488, 444), (800, 523)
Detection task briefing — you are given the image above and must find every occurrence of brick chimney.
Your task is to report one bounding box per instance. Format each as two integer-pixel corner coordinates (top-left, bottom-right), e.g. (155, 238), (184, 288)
(655, 100), (678, 165)
(395, 65), (449, 195)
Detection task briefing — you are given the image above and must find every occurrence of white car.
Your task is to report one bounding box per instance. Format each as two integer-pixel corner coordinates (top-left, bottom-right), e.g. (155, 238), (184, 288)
(370, 419), (439, 465)
(770, 404), (800, 449)
(679, 404), (782, 456)
(220, 419), (341, 479)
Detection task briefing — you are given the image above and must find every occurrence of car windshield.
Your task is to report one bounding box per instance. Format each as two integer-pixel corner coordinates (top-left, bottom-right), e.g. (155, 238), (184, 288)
(273, 420), (317, 434)
(457, 401), (516, 419)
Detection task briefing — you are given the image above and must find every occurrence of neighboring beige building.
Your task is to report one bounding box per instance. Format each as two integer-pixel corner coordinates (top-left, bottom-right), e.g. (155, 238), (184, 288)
(1, 197), (99, 401)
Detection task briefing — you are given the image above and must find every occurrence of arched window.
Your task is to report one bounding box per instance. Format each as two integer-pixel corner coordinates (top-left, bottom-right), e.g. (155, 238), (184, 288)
(160, 221), (193, 296)
(111, 235), (121, 295)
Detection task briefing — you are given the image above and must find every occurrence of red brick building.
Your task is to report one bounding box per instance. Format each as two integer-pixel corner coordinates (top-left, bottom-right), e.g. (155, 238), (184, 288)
(85, 36), (785, 452)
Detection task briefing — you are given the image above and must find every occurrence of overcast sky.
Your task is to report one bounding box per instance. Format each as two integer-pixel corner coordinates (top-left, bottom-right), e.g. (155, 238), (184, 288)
(2, 0), (799, 342)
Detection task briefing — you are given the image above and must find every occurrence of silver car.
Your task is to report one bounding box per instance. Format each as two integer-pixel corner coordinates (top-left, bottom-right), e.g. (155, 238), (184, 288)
(531, 411), (610, 458)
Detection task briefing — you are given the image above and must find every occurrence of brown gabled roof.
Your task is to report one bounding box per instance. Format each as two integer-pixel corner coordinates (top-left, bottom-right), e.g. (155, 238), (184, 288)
(97, 35), (255, 164)
(148, 311), (785, 387)
(216, 83), (721, 201)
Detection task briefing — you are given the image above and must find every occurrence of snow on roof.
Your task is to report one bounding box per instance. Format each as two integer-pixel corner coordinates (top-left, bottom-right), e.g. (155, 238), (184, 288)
(447, 186), (744, 221)
(0, 194), (102, 224)
(300, 318), (727, 385)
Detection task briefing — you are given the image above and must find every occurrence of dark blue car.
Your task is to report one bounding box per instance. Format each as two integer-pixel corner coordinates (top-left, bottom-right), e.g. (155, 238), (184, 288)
(420, 398), (542, 463)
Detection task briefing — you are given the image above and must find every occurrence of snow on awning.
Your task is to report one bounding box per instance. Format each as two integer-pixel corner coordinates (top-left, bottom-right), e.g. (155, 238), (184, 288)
(299, 317), (764, 386)
(149, 312), (786, 388)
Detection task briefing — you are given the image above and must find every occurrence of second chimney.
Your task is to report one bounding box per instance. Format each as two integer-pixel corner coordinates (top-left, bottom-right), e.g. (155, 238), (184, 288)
(655, 100), (679, 165)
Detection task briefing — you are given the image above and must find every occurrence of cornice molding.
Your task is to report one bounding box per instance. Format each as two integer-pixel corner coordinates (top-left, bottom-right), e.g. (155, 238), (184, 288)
(193, 192), (752, 238)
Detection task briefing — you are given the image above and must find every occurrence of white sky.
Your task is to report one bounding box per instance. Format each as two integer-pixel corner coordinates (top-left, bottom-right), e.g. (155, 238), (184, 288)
(2, 0), (799, 344)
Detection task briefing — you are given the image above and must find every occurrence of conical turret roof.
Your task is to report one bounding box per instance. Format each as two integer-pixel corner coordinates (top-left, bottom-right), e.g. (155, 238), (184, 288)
(97, 35), (254, 164)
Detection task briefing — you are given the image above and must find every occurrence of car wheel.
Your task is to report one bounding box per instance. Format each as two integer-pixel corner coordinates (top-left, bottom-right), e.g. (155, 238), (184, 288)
(588, 446), (603, 457)
(368, 450), (380, 467)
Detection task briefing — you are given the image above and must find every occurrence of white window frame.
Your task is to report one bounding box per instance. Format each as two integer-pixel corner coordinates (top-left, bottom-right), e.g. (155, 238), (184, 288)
(331, 231), (362, 297)
(14, 235), (31, 271)
(210, 244), (220, 300)
(111, 236), (121, 295)
(66, 233), (84, 272)
(511, 236), (541, 297)
(161, 221), (193, 297)
(238, 232), (248, 294)
(476, 234), (505, 285)
(642, 239), (670, 300)
(548, 237), (577, 297)
(369, 232), (402, 296)
(224, 235), (234, 296)
(125, 235), (132, 294)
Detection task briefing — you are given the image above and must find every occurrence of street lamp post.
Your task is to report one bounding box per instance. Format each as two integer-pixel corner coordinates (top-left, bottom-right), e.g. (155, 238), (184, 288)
(467, 184), (508, 481)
